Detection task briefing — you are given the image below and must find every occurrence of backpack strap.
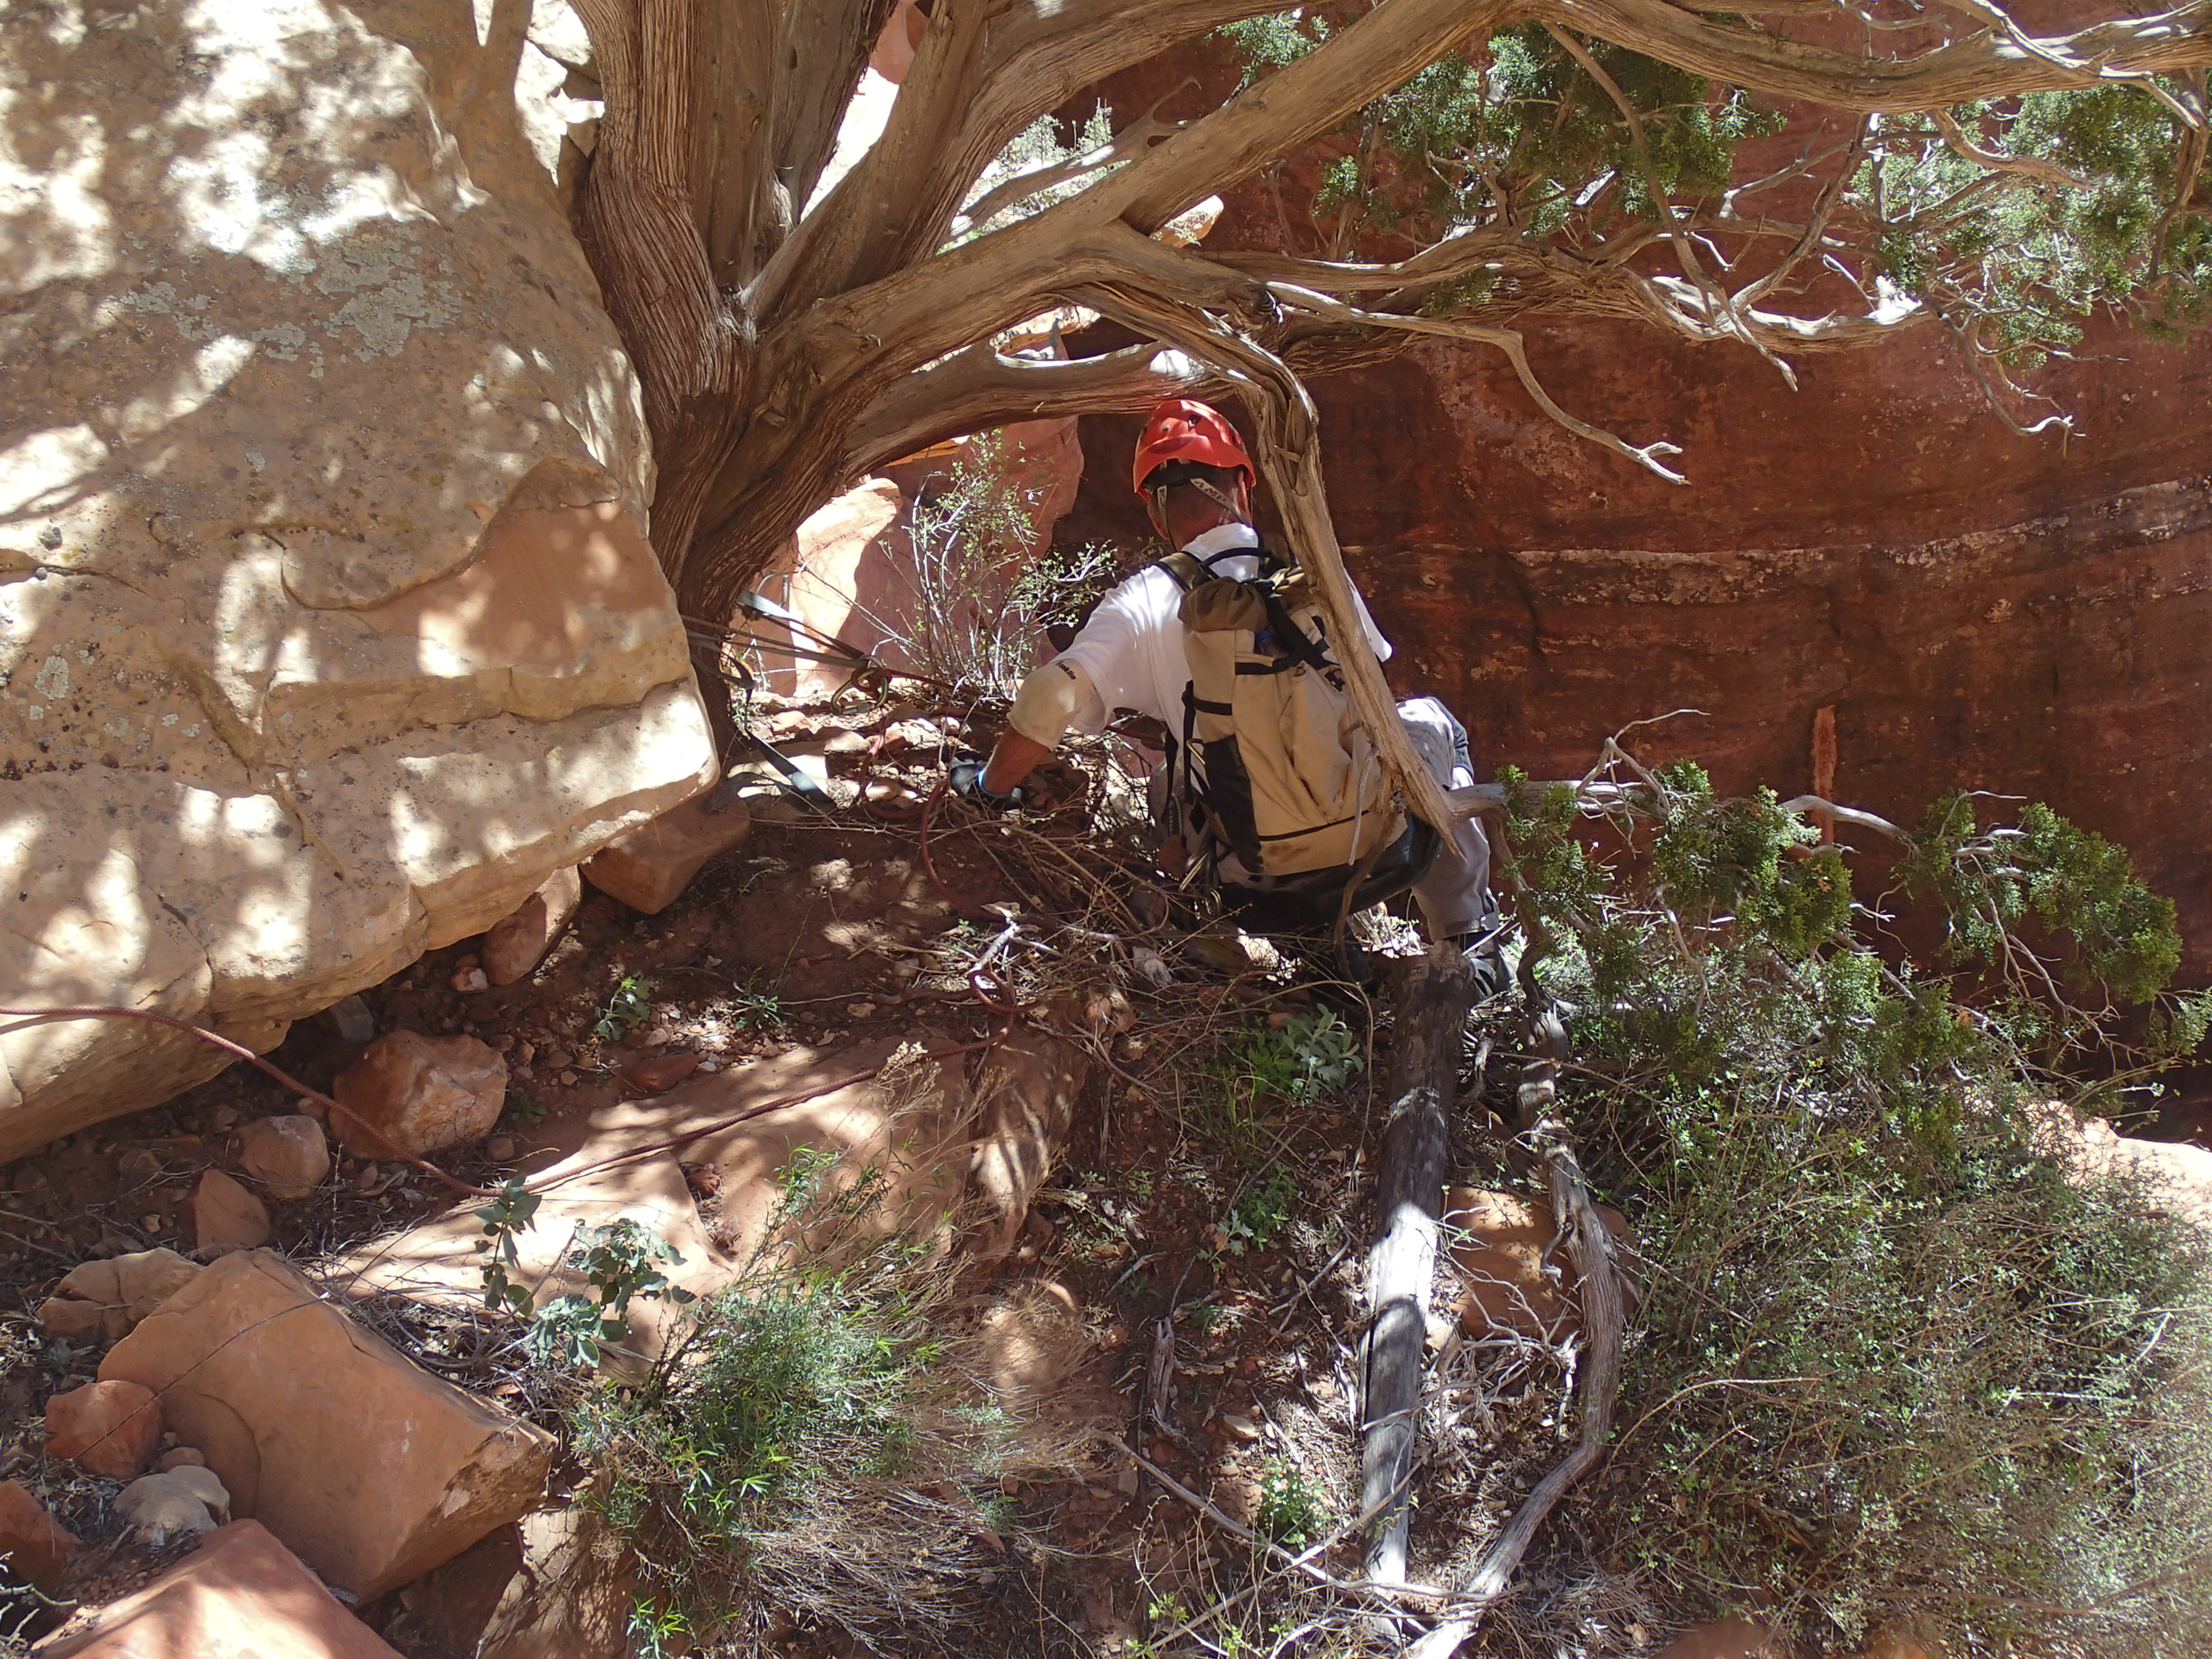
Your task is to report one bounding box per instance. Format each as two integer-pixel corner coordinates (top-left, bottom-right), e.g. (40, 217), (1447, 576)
(1153, 549), (1209, 592)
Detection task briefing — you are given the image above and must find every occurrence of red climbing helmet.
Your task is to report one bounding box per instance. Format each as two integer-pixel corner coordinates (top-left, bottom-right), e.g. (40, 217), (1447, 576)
(1131, 398), (1255, 497)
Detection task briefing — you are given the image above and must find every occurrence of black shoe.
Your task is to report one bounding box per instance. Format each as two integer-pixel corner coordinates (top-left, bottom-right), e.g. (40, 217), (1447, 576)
(1446, 931), (1512, 1002)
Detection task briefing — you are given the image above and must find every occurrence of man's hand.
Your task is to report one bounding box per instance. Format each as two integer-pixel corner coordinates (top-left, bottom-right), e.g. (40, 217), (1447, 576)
(949, 758), (1023, 813)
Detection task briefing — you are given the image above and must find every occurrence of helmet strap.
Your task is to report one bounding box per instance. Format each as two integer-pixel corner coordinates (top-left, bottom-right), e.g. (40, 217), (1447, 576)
(1187, 475), (1248, 521)
(1145, 471), (1250, 536)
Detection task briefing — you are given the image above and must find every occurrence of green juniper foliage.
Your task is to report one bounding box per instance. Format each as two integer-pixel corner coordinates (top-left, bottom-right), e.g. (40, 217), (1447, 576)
(1492, 757), (2212, 1655)
(1222, 9), (2210, 364)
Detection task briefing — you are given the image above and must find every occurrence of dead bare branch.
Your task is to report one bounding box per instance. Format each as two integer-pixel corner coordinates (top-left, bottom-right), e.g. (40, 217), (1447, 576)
(1398, 1117), (1626, 1658)
(1541, 0), (2212, 111)
(840, 342), (1202, 479)
(1260, 281), (1690, 482)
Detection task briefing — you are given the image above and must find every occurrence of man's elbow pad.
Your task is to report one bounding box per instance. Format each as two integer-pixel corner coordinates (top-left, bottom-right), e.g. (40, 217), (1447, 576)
(1007, 657), (1096, 747)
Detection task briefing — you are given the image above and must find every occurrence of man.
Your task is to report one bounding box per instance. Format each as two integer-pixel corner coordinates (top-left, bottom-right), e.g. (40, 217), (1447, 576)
(953, 399), (1494, 954)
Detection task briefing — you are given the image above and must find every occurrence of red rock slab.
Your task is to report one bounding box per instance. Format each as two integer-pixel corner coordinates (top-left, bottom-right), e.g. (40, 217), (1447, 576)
(97, 1251), (552, 1603)
(45, 1379), (161, 1479)
(481, 866), (582, 987)
(580, 792), (750, 914)
(0, 1479), (77, 1593)
(33, 1520), (401, 1659)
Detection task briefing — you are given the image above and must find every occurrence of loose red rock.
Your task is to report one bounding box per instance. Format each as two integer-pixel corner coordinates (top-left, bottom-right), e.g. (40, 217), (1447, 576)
(331, 1030), (508, 1157)
(621, 1049), (699, 1093)
(236, 1114), (330, 1202)
(46, 1378), (162, 1479)
(39, 1247), (202, 1342)
(482, 865), (583, 986)
(190, 1170), (272, 1256)
(0, 1479), (77, 1592)
(580, 791), (751, 915)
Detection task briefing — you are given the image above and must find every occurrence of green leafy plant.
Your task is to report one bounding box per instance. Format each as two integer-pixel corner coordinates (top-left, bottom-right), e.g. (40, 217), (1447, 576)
(1195, 1010), (1367, 1158)
(626, 1597), (688, 1659)
(590, 973), (653, 1043)
(1255, 1457), (1328, 1549)
(472, 1183), (695, 1370)
(727, 974), (786, 1035)
(1221, 1163), (1296, 1257)
(1230, 1009), (1365, 1103)
(838, 429), (1122, 696)
(564, 1149), (1037, 1650)
(529, 1220), (696, 1371)
(472, 1177), (541, 1321)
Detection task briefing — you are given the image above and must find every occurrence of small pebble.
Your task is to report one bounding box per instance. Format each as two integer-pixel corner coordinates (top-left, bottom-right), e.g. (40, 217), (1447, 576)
(451, 967), (489, 994)
(558, 1070), (579, 1087)
(211, 1108), (238, 1130)
(697, 1057), (721, 1073)
(355, 1164), (380, 1191)
(486, 1136), (516, 1163)
(845, 1002), (875, 1019)
(326, 994), (376, 1044)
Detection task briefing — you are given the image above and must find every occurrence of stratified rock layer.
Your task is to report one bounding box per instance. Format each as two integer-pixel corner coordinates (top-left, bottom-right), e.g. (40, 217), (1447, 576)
(0, 0), (717, 1155)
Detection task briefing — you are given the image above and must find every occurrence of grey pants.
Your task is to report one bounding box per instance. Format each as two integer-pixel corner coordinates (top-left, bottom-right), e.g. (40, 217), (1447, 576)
(1395, 696), (1494, 938)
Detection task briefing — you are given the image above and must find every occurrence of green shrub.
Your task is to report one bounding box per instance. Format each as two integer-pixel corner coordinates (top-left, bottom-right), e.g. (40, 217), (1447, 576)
(563, 1154), (1037, 1650)
(1495, 757), (2212, 1655)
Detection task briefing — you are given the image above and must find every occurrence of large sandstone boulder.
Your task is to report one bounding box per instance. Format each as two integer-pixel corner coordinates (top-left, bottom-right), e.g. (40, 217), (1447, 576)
(99, 1250), (554, 1601)
(0, 0), (716, 1158)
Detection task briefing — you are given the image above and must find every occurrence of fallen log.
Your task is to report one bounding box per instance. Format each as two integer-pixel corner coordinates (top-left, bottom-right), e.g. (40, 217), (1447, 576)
(1361, 945), (1475, 1589)
(1399, 1090), (1627, 1659)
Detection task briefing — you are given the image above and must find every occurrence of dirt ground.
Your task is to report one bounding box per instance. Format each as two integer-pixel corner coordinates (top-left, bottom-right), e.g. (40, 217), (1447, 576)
(0, 690), (1532, 1655)
(23, 687), (2193, 1658)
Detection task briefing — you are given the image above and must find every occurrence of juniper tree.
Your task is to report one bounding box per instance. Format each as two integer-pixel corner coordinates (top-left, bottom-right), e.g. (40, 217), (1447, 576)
(568, 0), (2210, 783)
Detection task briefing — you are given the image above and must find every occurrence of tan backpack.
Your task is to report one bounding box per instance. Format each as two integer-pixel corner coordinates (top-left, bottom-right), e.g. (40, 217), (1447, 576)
(1159, 548), (1404, 877)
